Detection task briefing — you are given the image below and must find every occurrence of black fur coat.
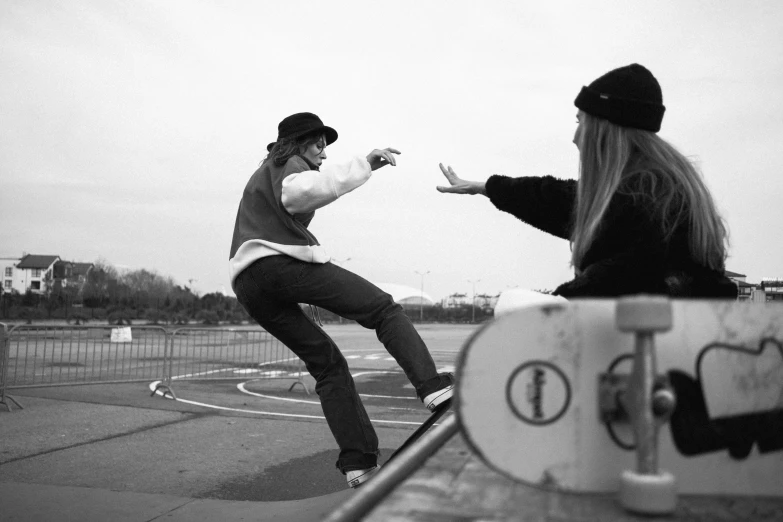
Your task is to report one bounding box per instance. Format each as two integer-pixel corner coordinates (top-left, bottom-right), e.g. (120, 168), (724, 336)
(485, 174), (738, 299)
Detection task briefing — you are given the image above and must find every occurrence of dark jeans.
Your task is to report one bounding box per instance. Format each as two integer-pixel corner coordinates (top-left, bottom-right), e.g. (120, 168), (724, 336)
(234, 255), (445, 473)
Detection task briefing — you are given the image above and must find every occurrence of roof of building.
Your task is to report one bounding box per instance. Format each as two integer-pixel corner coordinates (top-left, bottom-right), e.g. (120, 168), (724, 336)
(71, 262), (94, 276)
(725, 270), (746, 278)
(17, 254), (60, 269)
(375, 283), (434, 305)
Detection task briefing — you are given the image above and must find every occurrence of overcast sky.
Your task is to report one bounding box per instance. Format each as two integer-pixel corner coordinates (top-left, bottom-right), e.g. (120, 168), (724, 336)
(2, 1), (782, 300)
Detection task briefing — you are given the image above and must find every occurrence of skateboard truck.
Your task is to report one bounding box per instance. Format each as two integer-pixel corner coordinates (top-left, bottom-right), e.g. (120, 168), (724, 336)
(611, 295), (678, 515)
(599, 374), (674, 427)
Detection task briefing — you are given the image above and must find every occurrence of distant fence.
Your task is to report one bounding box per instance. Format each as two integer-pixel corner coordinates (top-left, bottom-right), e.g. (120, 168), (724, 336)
(4, 324), (170, 388)
(1, 323), (23, 411)
(0, 324), (307, 406)
(158, 327), (307, 398)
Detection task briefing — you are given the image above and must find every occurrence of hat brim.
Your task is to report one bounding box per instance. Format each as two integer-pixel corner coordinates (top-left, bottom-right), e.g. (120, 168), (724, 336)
(267, 125), (339, 152)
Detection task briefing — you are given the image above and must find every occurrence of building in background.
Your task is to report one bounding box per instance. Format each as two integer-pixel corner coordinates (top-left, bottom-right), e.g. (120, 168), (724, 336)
(1, 256), (24, 294)
(710, 270), (782, 302)
(1, 254), (94, 297)
(476, 293), (500, 311)
(53, 260), (74, 283)
(53, 260), (94, 288)
(760, 278), (783, 302)
(442, 293), (470, 308)
(14, 254), (60, 294)
(725, 270), (754, 301)
(375, 283), (435, 307)
(52, 260), (94, 304)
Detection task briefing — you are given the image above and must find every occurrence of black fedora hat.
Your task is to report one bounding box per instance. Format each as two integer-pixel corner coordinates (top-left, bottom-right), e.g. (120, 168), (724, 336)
(266, 112), (338, 152)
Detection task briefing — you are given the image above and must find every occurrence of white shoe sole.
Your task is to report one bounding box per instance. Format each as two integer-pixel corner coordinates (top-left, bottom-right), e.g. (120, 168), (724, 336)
(346, 465), (380, 488)
(424, 384), (453, 411)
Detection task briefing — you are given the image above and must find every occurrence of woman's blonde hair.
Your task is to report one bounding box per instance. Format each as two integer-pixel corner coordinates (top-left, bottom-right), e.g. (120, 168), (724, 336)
(571, 113), (728, 271)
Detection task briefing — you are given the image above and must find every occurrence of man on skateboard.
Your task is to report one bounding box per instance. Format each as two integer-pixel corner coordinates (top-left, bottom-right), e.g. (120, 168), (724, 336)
(229, 112), (454, 489)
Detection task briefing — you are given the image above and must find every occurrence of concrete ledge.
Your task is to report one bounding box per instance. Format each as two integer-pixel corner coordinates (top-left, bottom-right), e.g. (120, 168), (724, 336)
(360, 435), (783, 521)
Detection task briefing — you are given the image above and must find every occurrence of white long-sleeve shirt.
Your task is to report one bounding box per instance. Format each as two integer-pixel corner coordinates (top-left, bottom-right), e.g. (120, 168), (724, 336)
(229, 155), (372, 289)
(281, 155), (372, 214)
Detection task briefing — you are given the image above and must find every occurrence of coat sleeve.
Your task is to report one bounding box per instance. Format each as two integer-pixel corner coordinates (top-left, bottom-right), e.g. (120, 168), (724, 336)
(485, 175), (576, 240)
(281, 156), (372, 214)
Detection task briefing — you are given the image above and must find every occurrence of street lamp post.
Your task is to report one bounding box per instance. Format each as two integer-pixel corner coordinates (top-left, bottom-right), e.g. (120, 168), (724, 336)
(468, 278), (481, 323)
(414, 270), (430, 322)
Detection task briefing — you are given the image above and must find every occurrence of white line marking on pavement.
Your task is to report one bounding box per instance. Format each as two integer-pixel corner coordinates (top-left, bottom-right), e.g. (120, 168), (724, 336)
(148, 381), (424, 426)
(258, 357), (299, 366)
(238, 383), (320, 405)
(361, 394), (415, 400)
(238, 371), (416, 402)
(351, 371), (397, 378)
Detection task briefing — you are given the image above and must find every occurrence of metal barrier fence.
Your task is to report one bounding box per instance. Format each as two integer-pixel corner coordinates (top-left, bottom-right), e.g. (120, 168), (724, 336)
(1, 323), (23, 411)
(155, 327), (308, 398)
(4, 324), (170, 388)
(0, 324), (308, 403)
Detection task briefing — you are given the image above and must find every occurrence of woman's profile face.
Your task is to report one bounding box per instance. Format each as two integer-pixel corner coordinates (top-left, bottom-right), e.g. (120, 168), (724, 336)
(300, 135), (327, 167)
(573, 111), (585, 150)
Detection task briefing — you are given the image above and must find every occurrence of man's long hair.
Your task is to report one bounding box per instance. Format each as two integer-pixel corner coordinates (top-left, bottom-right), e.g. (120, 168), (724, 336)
(264, 133), (325, 167)
(571, 113), (728, 272)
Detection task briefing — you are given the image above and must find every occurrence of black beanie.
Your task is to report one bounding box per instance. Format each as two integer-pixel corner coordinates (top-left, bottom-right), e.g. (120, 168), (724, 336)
(574, 64), (665, 132)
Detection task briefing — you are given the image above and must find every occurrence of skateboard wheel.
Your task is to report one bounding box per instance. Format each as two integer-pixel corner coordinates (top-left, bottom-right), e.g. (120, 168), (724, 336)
(652, 387), (676, 417)
(619, 469), (677, 515)
(616, 296), (673, 333)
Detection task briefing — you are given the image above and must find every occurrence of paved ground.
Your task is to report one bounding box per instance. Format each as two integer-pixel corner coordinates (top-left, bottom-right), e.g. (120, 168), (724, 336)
(4, 321), (783, 521)
(0, 323), (470, 521)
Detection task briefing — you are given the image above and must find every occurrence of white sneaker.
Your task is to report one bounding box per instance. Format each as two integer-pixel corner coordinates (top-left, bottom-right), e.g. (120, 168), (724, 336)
(423, 384), (454, 412)
(346, 465), (380, 488)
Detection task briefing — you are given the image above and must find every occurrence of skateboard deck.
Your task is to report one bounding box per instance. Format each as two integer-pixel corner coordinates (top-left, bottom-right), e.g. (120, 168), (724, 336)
(387, 399), (452, 464)
(456, 299), (783, 497)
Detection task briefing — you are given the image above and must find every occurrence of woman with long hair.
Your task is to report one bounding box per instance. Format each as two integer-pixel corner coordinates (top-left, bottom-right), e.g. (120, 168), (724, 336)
(230, 112), (454, 488)
(437, 64), (737, 298)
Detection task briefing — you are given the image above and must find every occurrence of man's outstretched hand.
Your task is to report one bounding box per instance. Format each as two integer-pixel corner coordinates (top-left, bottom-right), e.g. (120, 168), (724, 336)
(366, 148), (401, 171)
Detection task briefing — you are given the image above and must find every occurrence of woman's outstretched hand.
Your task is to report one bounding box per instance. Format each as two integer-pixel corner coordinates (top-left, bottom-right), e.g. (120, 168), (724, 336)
(436, 163), (487, 195)
(366, 148), (401, 171)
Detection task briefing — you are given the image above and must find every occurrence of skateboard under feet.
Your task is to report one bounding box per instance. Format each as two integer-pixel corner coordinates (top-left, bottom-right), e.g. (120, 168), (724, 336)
(386, 399), (453, 464)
